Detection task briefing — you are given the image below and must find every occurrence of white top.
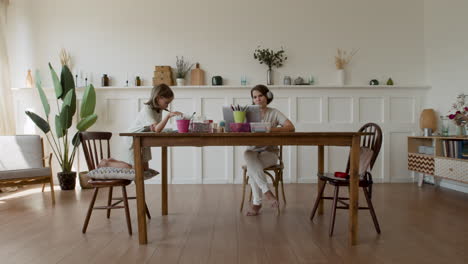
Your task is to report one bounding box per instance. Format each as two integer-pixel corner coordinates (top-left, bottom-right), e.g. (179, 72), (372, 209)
(247, 107), (288, 153)
(125, 105), (162, 165)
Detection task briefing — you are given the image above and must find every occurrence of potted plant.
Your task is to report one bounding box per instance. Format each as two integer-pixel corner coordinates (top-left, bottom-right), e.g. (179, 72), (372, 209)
(334, 48), (358, 85)
(446, 93), (468, 136)
(175, 56), (193, 86)
(25, 63), (98, 190)
(253, 46), (287, 85)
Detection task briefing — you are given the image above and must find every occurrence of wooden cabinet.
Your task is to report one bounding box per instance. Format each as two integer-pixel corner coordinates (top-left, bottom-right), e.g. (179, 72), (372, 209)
(408, 136), (468, 186)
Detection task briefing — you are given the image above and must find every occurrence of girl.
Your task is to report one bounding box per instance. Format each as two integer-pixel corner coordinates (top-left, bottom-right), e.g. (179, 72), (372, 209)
(244, 84), (295, 216)
(99, 84), (182, 169)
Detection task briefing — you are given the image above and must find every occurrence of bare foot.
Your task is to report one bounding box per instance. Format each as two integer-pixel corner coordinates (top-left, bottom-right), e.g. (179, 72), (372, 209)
(246, 204), (262, 216)
(264, 190), (279, 208)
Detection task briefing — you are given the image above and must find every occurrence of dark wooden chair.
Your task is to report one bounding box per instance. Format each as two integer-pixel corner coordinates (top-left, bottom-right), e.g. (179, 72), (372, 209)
(80, 131), (151, 235)
(240, 146), (286, 213)
(310, 123), (383, 236)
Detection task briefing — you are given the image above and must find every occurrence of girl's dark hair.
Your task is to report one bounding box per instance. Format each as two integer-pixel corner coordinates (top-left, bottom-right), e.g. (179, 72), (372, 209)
(144, 84), (174, 112)
(250, 84), (273, 104)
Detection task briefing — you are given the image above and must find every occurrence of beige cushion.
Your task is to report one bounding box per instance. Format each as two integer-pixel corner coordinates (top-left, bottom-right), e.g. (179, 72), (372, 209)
(0, 167), (51, 180)
(0, 135), (43, 170)
(87, 167), (159, 181)
(359, 147), (374, 175)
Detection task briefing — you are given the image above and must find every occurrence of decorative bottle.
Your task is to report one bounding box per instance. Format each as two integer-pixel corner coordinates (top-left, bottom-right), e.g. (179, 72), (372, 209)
(135, 76), (141, 86)
(26, 69), (33, 88)
(101, 74), (109, 87)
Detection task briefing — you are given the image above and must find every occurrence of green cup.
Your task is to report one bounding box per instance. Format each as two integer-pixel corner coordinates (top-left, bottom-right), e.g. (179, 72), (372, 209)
(233, 111), (246, 123)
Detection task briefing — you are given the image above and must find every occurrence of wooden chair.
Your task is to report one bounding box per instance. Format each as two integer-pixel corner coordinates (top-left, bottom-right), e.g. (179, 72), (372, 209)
(310, 123), (383, 236)
(240, 146), (286, 213)
(79, 131), (151, 235)
(0, 135), (55, 205)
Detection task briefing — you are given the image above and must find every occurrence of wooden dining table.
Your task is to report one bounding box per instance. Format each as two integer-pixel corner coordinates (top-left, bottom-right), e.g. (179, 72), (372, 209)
(119, 132), (368, 246)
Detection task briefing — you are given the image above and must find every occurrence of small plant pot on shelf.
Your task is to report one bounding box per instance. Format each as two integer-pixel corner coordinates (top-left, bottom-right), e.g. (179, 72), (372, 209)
(176, 78), (185, 86)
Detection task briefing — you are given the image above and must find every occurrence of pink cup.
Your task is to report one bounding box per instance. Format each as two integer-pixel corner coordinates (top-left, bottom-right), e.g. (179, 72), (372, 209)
(176, 119), (191, 133)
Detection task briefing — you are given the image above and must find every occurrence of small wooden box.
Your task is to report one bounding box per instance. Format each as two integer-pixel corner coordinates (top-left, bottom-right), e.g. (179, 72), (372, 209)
(153, 66), (173, 86)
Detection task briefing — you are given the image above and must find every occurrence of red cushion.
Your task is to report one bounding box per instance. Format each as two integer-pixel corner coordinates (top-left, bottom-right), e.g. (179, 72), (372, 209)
(334, 171), (349, 178)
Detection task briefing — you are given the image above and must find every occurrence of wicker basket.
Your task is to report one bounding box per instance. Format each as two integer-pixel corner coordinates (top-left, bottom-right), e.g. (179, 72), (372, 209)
(79, 171), (93, 189)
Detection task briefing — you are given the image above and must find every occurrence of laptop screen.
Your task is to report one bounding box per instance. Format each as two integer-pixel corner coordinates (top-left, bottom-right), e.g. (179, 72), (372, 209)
(222, 105), (261, 132)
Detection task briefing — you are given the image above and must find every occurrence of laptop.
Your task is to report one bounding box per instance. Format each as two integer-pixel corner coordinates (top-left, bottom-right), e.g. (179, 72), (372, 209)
(222, 105), (261, 132)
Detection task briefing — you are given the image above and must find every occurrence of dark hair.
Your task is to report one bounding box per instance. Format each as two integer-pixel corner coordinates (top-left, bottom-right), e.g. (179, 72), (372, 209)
(144, 84), (174, 112)
(250, 84), (273, 104)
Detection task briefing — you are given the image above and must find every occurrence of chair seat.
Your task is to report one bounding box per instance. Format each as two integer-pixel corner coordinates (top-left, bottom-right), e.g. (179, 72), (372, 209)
(242, 164), (283, 171)
(0, 167), (51, 180)
(317, 172), (371, 186)
(88, 179), (133, 187)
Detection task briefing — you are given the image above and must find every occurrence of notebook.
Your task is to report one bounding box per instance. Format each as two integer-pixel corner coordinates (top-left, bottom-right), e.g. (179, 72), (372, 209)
(222, 105), (261, 132)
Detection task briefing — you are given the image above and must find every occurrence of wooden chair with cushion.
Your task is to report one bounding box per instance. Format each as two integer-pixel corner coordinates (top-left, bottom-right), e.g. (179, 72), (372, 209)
(240, 146), (286, 213)
(310, 123), (383, 236)
(80, 131), (153, 235)
(0, 135), (55, 204)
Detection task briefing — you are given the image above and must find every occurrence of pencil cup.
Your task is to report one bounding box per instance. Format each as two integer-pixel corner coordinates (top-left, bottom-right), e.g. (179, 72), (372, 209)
(176, 119), (191, 133)
(233, 111), (246, 123)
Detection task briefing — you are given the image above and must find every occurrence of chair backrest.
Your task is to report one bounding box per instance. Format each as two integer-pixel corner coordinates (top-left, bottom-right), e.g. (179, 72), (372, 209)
(0, 135), (44, 170)
(346, 123), (383, 174)
(79, 132), (112, 171)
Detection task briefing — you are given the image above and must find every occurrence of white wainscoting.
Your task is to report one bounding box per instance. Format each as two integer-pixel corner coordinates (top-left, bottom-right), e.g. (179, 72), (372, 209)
(12, 85), (430, 184)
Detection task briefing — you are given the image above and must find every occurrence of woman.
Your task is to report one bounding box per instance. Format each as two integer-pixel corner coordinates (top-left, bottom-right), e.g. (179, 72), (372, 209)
(244, 84), (295, 216)
(99, 84), (182, 169)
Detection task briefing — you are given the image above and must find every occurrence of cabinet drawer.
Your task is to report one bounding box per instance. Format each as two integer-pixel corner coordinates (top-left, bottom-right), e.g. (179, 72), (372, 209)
(435, 158), (468, 182)
(408, 153), (434, 175)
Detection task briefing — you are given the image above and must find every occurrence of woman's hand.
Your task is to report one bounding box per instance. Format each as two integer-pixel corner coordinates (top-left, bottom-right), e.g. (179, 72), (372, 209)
(168, 111), (183, 118)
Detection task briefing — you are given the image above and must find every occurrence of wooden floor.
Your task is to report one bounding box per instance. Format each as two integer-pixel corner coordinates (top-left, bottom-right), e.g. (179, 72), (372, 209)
(0, 183), (467, 264)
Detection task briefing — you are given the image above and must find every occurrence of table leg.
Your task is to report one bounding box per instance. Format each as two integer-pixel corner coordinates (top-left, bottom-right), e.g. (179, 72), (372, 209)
(162, 146), (168, 215)
(133, 137), (147, 244)
(317, 145), (325, 215)
(349, 135), (360, 246)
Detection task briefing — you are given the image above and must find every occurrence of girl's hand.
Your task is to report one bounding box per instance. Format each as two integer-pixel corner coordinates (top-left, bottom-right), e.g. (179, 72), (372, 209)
(168, 111), (183, 118)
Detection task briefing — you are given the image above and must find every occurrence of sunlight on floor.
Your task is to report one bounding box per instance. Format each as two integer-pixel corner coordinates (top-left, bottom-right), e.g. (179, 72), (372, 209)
(0, 186), (60, 201)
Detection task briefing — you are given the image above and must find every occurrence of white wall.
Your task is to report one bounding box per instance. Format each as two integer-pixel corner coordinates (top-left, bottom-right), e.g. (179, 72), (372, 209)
(6, 0), (426, 88)
(423, 0), (468, 191)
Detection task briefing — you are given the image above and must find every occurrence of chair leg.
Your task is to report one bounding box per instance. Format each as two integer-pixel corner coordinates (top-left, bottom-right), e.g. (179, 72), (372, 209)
(310, 180), (327, 221)
(121, 186), (132, 235)
(240, 168), (248, 212)
(329, 186), (340, 236)
(274, 180), (280, 214)
(49, 177), (55, 205)
(368, 184), (373, 199)
(42, 183), (46, 192)
(363, 186), (381, 234)
(107, 187), (113, 218)
(280, 171), (286, 204)
(82, 187), (99, 234)
(145, 202), (151, 219)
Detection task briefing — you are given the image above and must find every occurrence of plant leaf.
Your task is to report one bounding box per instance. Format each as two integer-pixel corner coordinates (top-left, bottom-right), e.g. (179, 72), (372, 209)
(49, 63), (63, 99)
(60, 65), (75, 100)
(25, 111), (50, 133)
(55, 114), (64, 138)
(59, 105), (72, 130)
(34, 70), (50, 117)
(80, 84), (96, 118)
(62, 89), (76, 122)
(77, 114), (97, 131)
(72, 132), (81, 147)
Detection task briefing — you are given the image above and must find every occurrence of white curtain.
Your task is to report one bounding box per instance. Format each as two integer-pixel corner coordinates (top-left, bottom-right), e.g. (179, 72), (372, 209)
(0, 0), (15, 135)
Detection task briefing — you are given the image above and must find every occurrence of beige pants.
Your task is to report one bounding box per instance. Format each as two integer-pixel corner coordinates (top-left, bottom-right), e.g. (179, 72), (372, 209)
(244, 150), (279, 205)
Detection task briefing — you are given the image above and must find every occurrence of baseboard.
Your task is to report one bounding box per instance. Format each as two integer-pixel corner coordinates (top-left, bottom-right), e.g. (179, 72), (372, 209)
(422, 176), (468, 194)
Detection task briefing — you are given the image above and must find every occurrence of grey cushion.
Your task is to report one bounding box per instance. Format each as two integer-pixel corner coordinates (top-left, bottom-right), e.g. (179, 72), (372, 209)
(0, 167), (51, 180)
(0, 135), (43, 170)
(87, 167), (159, 181)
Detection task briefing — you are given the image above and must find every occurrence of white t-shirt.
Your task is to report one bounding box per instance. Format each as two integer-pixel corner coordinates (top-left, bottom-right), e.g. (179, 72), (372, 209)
(125, 105), (162, 165)
(247, 107), (288, 153)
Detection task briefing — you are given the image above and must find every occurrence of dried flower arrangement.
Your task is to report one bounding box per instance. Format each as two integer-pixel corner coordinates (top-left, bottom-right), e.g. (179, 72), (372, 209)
(175, 56), (193, 79)
(335, 48), (359, 70)
(447, 93), (468, 127)
(253, 46), (287, 70)
(59, 48), (71, 68)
